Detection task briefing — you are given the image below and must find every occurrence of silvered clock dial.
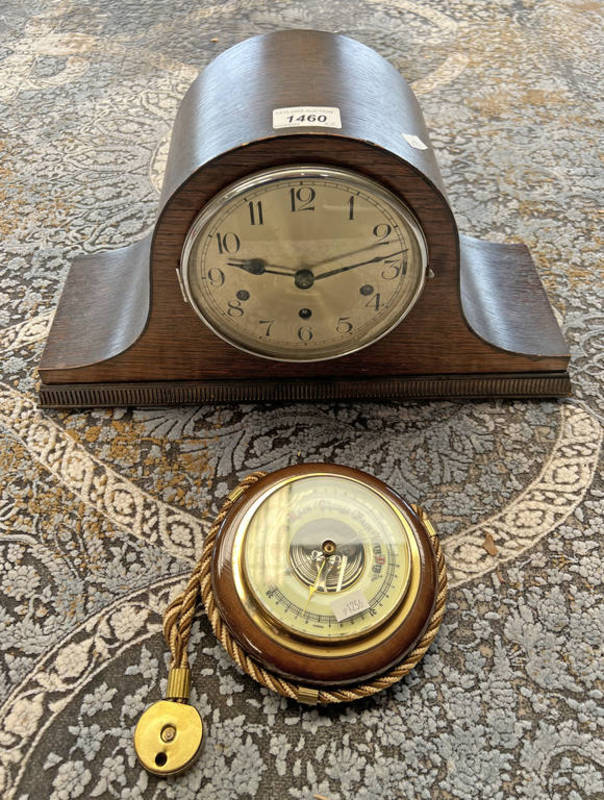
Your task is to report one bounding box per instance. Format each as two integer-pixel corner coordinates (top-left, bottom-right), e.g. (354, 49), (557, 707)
(179, 166), (428, 361)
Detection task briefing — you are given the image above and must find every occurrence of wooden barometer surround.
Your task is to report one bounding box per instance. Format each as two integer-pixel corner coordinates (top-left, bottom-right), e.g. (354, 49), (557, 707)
(39, 30), (570, 407)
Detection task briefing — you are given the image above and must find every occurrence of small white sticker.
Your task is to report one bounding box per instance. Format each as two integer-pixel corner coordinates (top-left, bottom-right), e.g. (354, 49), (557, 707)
(402, 133), (429, 150)
(273, 106), (342, 129)
(331, 590), (370, 622)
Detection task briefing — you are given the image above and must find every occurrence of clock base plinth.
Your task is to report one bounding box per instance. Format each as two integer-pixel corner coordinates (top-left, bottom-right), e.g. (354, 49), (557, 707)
(38, 371), (570, 408)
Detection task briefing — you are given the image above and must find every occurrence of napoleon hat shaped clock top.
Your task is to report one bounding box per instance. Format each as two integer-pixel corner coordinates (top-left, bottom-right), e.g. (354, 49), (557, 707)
(39, 29), (570, 407)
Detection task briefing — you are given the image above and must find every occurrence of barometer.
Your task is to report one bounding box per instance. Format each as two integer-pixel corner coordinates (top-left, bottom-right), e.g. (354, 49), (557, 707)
(209, 464), (442, 687)
(39, 29), (570, 406)
(134, 464), (447, 776)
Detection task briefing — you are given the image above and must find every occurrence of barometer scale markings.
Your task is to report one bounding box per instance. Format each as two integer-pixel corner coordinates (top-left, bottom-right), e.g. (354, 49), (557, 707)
(370, 560), (398, 608)
(268, 585), (333, 623)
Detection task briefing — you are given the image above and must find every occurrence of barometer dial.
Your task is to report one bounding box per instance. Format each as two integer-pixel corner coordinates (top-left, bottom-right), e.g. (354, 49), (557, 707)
(240, 473), (412, 641)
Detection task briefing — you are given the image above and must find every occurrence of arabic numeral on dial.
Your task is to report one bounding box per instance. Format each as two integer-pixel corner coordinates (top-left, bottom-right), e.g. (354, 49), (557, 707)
(259, 319), (274, 337)
(290, 186), (316, 212)
(227, 299), (244, 317)
(372, 223), (391, 240)
(382, 253), (408, 280)
(381, 261), (401, 280)
(248, 201), (263, 225)
(365, 292), (381, 311)
(336, 316), (353, 334)
(205, 267), (225, 287)
(216, 231), (240, 254)
(348, 195), (355, 220)
(298, 326), (313, 342)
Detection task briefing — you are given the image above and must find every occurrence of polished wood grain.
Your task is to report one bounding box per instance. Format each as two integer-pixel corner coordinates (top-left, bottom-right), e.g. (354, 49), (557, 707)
(40, 236), (151, 371)
(38, 30), (570, 405)
(210, 464), (439, 687)
(459, 234), (567, 357)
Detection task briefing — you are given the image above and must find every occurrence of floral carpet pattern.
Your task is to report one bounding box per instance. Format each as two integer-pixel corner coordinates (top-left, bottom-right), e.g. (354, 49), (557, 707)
(0, 1), (602, 799)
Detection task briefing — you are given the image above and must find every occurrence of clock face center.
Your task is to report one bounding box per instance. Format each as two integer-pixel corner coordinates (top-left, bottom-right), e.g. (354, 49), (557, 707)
(294, 268), (315, 290)
(246, 258), (266, 275)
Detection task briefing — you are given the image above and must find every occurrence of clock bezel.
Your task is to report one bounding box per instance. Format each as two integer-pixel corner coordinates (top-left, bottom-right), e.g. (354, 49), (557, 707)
(179, 164), (429, 363)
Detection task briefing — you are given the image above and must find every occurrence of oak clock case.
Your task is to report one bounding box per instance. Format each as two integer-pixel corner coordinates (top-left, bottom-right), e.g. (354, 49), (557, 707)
(209, 464), (440, 687)
(39, 29), (571, 407)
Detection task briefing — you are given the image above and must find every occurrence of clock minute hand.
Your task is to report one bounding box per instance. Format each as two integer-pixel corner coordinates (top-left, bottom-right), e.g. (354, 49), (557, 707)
(302, 239), (394, 271)
(314, 250), (405, 281)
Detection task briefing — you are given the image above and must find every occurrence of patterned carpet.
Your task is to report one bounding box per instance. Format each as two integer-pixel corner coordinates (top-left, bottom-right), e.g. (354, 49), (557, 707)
(0, 2), (602, 799)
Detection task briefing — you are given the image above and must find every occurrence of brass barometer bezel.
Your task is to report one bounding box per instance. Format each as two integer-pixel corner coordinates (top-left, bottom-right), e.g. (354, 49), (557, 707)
(235, 471), (415, 645)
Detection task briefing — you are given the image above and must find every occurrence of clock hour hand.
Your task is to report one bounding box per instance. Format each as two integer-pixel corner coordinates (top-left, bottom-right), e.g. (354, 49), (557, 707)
(314, 250), (405, 281)
(226, 257), (296, 276)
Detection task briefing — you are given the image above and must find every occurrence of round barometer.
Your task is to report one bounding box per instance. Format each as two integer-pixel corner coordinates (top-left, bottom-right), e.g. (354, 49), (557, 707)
(209, 463), (443, 689)
(134, 463), (446, 776)
(180, 166), (428, 362)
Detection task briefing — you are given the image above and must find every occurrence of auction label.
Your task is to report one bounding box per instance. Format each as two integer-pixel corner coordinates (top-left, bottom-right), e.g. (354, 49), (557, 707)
(273, 106), (342, 129)
(331, 590), (370, 622)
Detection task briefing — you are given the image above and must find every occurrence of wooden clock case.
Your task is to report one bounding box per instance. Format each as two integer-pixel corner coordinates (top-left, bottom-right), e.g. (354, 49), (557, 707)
(39, 29), (570, 407)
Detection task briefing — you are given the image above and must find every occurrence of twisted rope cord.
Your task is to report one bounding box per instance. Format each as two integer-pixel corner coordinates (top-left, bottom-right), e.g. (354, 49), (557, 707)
(162, 471), (267, 669)
(163, 471), (447, 704)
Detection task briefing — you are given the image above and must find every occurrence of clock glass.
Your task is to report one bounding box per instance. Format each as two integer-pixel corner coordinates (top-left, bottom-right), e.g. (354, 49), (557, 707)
(180, 165), (428, 361)
(232, 471), (414, 644)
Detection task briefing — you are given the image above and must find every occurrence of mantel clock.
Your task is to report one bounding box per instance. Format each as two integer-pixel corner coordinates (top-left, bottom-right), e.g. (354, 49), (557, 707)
(39, 30), (570, 406)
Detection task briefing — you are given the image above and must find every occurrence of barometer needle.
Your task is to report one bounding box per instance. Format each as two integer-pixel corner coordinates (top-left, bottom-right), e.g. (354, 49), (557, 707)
(303, 558), (326, 614)
(336, 555), (348, 593)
